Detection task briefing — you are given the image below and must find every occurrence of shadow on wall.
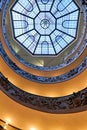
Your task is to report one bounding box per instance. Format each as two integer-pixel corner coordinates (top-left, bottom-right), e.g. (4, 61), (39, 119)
(0, 125), (4, 130)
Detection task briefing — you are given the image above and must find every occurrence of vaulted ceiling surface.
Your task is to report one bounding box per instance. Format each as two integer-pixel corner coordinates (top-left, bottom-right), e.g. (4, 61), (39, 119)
(0, 0), (87, 130)
(0, 91), (87, 130)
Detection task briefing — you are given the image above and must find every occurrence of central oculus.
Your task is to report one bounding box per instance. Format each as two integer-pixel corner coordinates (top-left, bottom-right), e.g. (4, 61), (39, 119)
(35, 12), (55, 35)
(40, 19), (50, 29)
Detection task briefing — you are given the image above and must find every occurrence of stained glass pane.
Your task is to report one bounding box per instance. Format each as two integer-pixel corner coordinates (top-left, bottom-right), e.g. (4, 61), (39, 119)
(10, 0), (80, 55)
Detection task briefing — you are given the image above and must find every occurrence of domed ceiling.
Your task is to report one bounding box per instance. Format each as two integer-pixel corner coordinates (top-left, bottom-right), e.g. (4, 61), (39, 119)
(10, 0), (80, 56)
(0, 0), (87, 130)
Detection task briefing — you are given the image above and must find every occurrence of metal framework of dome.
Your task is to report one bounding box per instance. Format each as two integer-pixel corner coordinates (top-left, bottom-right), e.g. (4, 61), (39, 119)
(10, 0), (80, 55)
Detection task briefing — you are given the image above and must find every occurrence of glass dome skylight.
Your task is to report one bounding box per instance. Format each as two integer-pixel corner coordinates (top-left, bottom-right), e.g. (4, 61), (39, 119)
(10, 0), (80, 56)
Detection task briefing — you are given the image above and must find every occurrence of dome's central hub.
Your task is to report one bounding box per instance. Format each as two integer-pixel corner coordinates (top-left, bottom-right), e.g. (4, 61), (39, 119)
(35, 12), (55, 35)
(40, 19), (50, 29)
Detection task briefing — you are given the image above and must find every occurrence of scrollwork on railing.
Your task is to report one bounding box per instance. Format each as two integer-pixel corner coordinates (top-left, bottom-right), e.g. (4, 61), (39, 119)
(0, 42), (87, 83)
(0, 0), (6, 11)
(0, 72), (87, 114)
(82, 0), (87, 5)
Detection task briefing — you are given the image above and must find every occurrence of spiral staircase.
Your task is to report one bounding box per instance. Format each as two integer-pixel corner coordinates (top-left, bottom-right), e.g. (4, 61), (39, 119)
(0, 0), (87, 130)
